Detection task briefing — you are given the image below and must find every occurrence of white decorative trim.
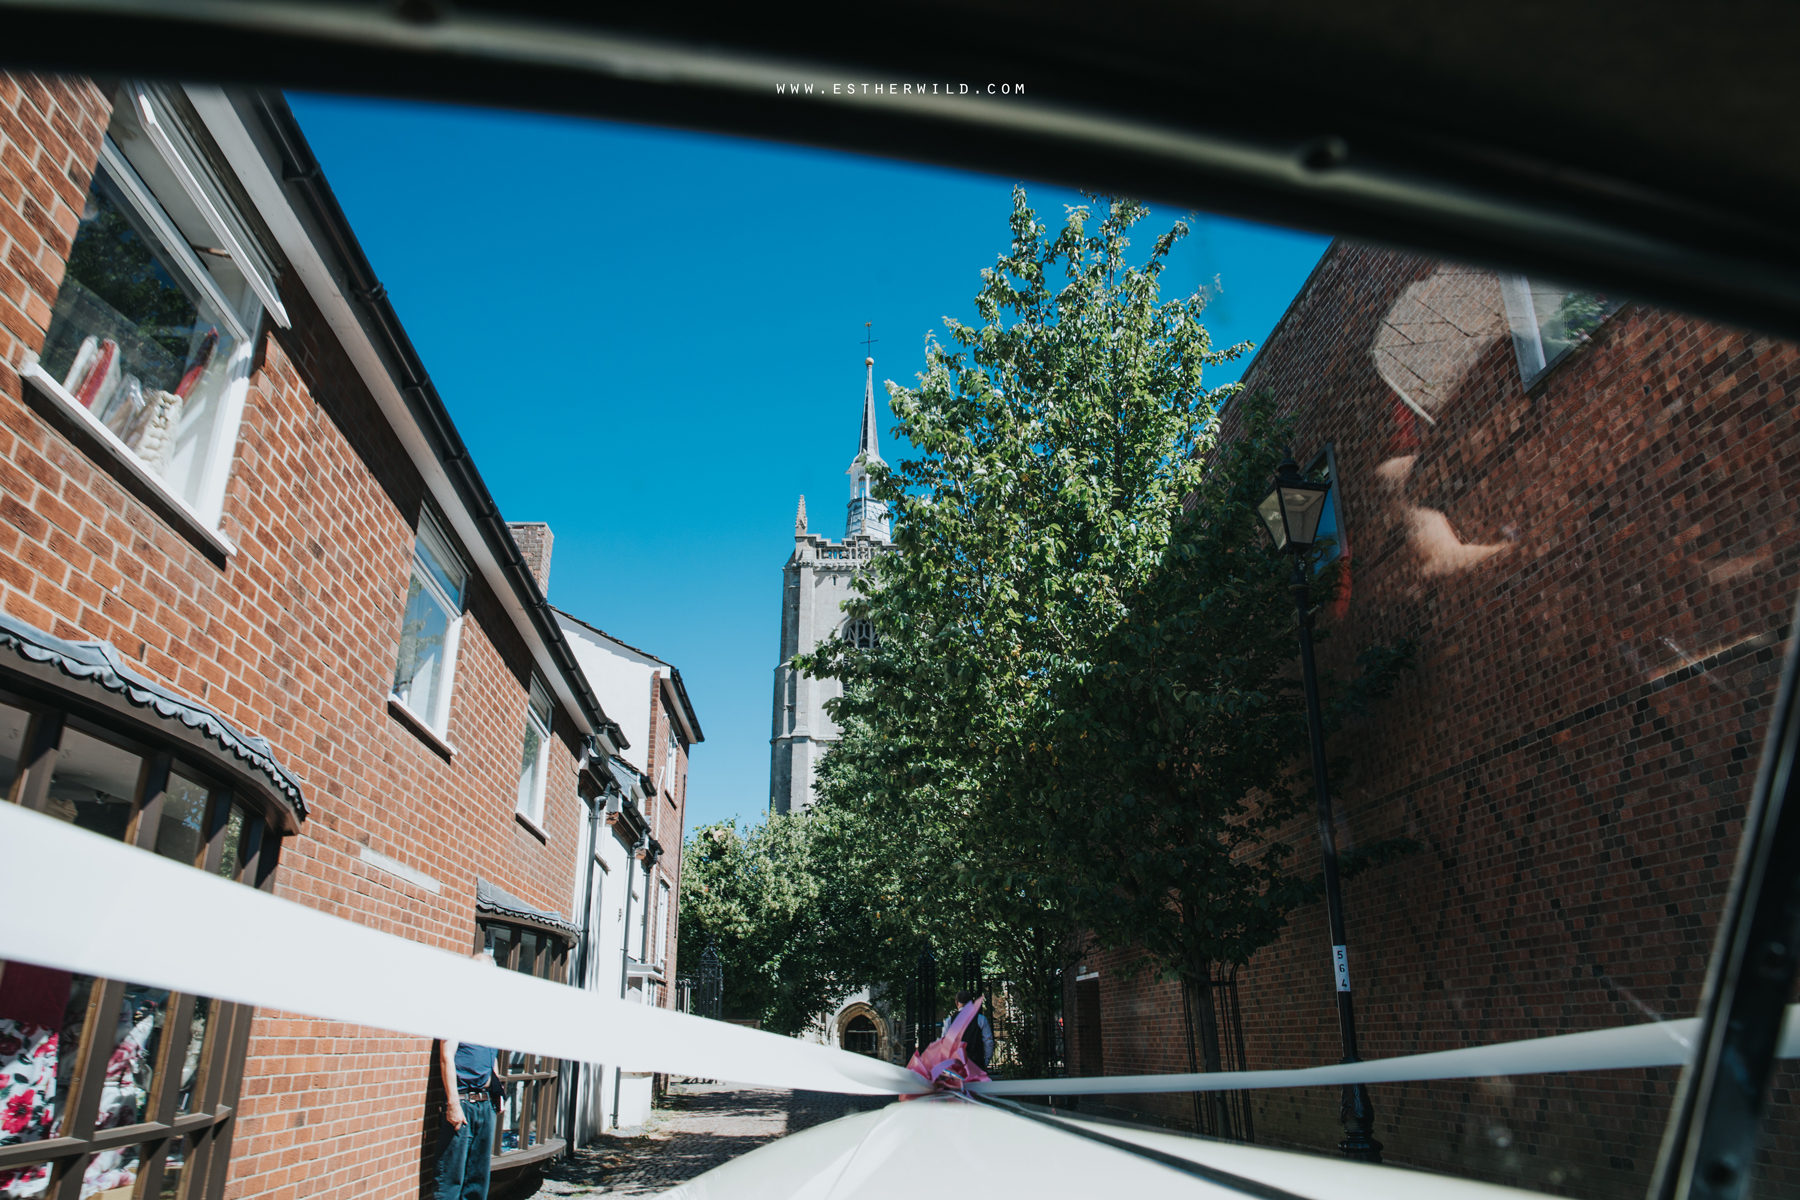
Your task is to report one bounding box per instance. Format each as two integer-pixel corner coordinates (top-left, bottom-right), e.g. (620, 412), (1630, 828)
(21, 362), (237, 560)
(183, 86), (603, 743)
(358, 844), (443, 894)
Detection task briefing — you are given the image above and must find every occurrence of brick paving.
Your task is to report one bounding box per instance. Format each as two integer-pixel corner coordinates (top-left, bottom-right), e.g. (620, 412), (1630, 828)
(524, 1082), (892, 1197)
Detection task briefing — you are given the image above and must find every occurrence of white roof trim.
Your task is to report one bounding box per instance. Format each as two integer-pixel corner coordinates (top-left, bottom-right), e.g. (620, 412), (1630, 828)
(184, 85), (595, 738)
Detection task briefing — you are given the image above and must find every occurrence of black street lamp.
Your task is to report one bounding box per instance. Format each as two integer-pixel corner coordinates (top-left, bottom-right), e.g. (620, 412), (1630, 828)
(1257, 449), (1383, 1164)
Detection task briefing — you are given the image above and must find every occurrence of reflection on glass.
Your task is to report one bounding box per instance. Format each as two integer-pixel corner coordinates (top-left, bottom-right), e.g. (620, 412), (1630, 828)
(175, 997), (209, 1116)
(154, 769), (213, 868)
(516, 718), (543, 819)
(78, 1139), (144, 1198)
(1498, 273), (1622, 388)
(48, 974), (96, 1141)
(486, 926), (512, 970)
(37, 166), (243, 509)
(46, 730), (145, 841)
(160, 1137), (191, 1198)
(392, 516), (467, 730)
(215, 804), (246, 881)
(392, 573), (453, 722)
(99, 985), (169, 1132)
(0, 703), (29, 797)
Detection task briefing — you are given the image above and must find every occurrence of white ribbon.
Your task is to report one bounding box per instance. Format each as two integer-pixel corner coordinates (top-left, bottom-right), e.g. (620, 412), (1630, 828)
(977, 1006), (1800, 1095)
(0, 804), (918, 1095)
(5, 802), (1795, 1101)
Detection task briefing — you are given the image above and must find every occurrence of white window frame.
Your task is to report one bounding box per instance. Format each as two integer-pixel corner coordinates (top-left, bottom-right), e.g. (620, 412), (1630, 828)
(656, 878), (671, 969)
(515, 675), (553, 828)
(390, 509), (466, 737)
(20, 126), (266, 555)
(1499, 273), (1620, 390)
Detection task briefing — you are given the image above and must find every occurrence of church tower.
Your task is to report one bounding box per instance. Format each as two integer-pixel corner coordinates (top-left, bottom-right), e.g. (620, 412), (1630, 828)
(769, 358), (891, 814)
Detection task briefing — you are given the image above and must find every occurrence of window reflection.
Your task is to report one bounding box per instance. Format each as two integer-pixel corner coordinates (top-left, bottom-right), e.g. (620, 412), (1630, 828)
(215, 804), (246, 881)
(1499, 274), (1622, 388)
(79, 1139), (144, 1199)
(47, 730), (145, 841)
(175, 997), (210, 1116)
(154, 769), (213, 867)
(0, 703), (29, 796)
(38, 162), (246, 510)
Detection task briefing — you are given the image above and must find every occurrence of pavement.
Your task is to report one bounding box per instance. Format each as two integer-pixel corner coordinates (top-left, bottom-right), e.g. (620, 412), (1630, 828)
(523, 1081), (892, 1197)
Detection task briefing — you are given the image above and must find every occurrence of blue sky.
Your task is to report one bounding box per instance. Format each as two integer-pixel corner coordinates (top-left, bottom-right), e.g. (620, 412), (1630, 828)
(286, 94), (1330, 832)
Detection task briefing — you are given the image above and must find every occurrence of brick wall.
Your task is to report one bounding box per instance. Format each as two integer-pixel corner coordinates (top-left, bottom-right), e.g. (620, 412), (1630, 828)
(1081, 242), (1800, 1197)
(0, 72), (587, 1199)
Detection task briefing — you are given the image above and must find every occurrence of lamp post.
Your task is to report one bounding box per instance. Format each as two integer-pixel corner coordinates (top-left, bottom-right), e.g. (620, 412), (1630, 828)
(1257, 449), (1383, 1164)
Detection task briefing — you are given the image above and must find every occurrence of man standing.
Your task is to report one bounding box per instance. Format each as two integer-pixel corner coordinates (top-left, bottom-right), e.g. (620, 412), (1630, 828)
(436, 950), (502, 1200)
(941, 990), (994, 1071)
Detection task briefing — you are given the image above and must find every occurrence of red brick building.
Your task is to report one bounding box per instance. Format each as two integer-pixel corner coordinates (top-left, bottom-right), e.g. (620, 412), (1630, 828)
(1070, 244), (1800, 1197)
(0, 73), (652, 1198)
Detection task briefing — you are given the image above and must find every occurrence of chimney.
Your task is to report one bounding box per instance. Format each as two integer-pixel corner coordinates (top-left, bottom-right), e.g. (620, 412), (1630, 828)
(507, 522), (554, 593)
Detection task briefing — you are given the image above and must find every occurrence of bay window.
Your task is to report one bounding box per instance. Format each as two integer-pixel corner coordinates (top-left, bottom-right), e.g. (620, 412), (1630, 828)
(0, 670), (295, 1200)
(391, 510), (468, 739)
(479, 919), (571, 1165)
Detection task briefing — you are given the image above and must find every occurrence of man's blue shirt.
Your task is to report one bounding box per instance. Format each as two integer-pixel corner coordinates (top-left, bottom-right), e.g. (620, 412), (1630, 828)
(454, 1043), (498, 1092)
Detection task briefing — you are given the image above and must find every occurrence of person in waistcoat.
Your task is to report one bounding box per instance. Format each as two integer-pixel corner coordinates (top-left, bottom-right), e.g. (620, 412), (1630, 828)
(941, 990), (994, 1070)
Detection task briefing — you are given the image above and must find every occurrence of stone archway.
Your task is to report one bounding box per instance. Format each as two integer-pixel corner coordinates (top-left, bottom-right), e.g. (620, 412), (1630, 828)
(835, 1001), (892, 1061)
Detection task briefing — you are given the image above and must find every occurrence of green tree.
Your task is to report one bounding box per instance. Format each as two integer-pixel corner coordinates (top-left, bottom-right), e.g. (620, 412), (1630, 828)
(1049, 388), (1414, 1130)
(802, 189), (1241, 1073)
(802, 190), (1414, 1097)
(677, 814), (890, 1035)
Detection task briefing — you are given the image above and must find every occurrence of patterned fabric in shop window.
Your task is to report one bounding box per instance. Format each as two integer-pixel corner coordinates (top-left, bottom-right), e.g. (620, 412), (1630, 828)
(77, 990), (163, 1197)
(0, 961), (68, 1199)
(0, 1019), (57, 1198)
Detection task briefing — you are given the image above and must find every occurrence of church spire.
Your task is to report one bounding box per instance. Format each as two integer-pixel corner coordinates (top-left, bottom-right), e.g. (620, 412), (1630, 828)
(845, 356), (891, 542)
(858, 356), (882, 466)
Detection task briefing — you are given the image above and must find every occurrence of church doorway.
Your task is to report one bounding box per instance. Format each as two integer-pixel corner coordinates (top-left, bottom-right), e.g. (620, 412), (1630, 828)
(843, 1015), (879, 1055)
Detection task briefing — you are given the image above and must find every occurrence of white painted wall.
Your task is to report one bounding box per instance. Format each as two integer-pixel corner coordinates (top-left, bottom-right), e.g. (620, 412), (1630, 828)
(569, 796), (655, 1135)
(557, 613), (661, 773)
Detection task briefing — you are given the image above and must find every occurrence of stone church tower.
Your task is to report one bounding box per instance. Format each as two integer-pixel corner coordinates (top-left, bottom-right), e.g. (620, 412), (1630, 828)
(769, 357), (891, 814)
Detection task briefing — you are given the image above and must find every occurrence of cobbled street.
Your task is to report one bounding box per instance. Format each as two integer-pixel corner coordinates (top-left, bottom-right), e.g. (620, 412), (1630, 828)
(524, 1082), (892, 1197)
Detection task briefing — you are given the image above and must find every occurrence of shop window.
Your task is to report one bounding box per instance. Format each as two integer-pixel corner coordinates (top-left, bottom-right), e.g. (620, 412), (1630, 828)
(23, 84), (284, 539)
(1, 695), (280, 1200)
(515, 677), (553, 827)
(1498, 274), (1622, 389)
(392, 509), (468, 737)
(480, 921), (570, 1161)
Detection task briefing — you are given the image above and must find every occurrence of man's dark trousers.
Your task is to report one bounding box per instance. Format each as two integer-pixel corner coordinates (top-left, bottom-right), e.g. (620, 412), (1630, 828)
(434, 1097), (494, 1200)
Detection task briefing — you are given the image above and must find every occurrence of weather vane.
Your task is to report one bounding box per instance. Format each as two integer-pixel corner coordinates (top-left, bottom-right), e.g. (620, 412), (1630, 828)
(862, 321), (878, 357)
